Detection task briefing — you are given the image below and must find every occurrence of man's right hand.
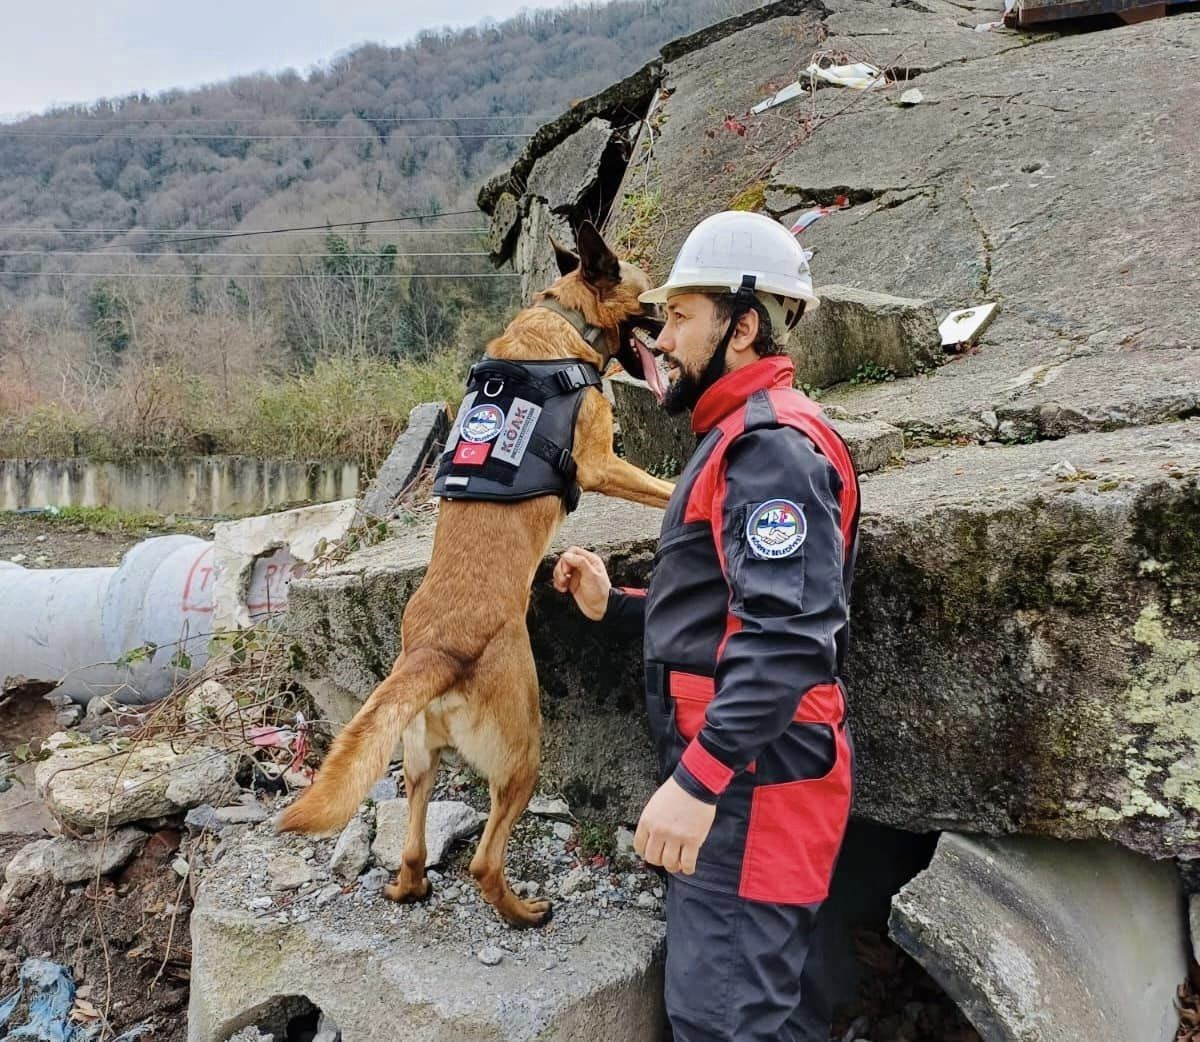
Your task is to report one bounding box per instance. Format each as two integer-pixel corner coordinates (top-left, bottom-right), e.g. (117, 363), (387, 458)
(552, 545), (611, 620)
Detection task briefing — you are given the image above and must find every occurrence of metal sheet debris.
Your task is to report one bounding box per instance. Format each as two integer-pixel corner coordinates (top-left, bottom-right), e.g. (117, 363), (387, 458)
(939, 302), (999, 348)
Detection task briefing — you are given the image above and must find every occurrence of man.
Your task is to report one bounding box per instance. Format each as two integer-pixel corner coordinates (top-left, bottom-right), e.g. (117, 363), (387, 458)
(553, 210), (860, 1042)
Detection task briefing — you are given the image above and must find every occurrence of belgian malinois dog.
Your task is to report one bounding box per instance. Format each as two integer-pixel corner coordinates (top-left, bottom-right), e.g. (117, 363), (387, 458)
(278, 222), (673, 927)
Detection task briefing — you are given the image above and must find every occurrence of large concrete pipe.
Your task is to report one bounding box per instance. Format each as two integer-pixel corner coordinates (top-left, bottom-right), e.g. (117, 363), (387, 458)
(0, 535), (305, 705)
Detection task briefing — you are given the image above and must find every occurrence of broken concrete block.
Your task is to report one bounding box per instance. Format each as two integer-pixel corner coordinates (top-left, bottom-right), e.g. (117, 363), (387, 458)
(188, 827), (666, 1042)
(515, 198), (576, 304)
(789, 285), (942, 389)
(830, 419), (904, 473)
(486, 190), (521, 262)
(891, 833), (1187, 1042)
(46, 826), (148, 884)
(211, 499), (358, 631)
(184, 680), (243, 730)
(0, 839), (53, 906)
(370, 799), (483, 870)
(609, 372), (903, 477)
(36, 740), (239, 830)
(358, 402), (450, 522)
(330, 817), (371, 883)
(526, 118), (615, 213)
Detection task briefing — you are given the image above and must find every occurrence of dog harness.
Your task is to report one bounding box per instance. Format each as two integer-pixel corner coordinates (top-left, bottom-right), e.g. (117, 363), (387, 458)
(433, 354), (602, 512)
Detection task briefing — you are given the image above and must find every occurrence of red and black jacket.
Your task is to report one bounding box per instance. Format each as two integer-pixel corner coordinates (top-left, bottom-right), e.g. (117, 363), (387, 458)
(606, 355), (860, 905)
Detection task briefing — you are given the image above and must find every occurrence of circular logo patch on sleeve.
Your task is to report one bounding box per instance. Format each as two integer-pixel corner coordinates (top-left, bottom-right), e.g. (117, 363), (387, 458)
(461, 403), (506, 443)
(746, 499), (807, 559)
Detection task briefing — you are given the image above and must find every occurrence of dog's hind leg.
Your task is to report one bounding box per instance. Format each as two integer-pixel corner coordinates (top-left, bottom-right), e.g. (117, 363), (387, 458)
(454, 629), (552, 928)
(384, 713), (443, 904)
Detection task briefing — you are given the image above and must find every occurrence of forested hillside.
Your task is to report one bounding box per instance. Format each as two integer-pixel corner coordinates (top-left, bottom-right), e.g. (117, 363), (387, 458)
(0, 0), (760, 465)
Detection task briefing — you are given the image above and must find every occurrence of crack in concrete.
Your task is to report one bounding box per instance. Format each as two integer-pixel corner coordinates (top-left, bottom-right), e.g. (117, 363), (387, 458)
(961, 183), (994, 297)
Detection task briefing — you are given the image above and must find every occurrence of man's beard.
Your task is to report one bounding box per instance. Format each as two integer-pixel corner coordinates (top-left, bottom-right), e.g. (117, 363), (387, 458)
(661, 329), (725, 416)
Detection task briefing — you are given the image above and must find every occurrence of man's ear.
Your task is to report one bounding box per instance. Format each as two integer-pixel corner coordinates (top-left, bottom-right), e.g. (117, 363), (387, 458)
(576, 221), (620, 286)
(550, 236), (579, 276)
(730, 307), (760, 356)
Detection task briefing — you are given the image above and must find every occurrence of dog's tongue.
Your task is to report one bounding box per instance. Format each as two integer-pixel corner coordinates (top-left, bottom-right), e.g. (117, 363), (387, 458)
(633, 336), (667, 404)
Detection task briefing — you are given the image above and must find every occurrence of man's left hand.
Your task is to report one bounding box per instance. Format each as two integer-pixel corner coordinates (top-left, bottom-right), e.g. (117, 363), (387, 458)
(634, 776), (716, 875)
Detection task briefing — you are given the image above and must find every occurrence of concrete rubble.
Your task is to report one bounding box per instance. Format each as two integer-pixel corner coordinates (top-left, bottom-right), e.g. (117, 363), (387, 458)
(890, 833), (1188, 1042)
(187, 785), (667, 1042)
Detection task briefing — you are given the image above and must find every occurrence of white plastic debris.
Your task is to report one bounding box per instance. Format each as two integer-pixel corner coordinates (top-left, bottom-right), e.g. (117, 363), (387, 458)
(976, 0), (1018, 31)
(804, 62), (886, 90)
(751, 81), (808, 114)
(939, 302), (999, 348)
(899, 88), (925, 106)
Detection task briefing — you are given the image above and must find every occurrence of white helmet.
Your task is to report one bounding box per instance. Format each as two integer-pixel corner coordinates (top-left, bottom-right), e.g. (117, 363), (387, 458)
(639, 210), (819, 331)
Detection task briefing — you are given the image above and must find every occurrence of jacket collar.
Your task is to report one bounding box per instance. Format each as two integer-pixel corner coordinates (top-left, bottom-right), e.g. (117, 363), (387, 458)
(691, 355), (795, 434)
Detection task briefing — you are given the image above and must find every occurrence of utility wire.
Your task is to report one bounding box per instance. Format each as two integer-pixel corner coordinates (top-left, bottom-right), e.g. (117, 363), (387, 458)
(16, 114), (545, 124)
(75, 210), (486, 251)
(0, 130), (533, 141)
(0, 250), (490, 258)
(0, 271), (517, 279)
(0, 226), (487, 235)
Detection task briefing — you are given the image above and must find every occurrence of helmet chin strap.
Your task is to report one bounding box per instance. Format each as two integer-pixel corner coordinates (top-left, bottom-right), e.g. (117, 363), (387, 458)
(696, 274), (759, 398)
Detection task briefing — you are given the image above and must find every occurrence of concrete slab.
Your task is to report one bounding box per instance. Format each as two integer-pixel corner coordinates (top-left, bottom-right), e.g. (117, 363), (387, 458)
(188, 824), (666, 1042)
(789, 285), (942, 388)
(359, 402), (450, 522)
(287, 421), (1200, 856)
(890, 833), (1188, 1042)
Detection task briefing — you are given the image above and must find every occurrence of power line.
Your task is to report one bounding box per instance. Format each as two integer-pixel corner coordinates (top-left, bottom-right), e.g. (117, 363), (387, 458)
(0, 271), (516, 280)
(19, 114), (545, 125)
(0, 130), (533, 141)
(81, 211), (485, 251)
(0, 250), (490, 258)
(0, 226), (487, 235)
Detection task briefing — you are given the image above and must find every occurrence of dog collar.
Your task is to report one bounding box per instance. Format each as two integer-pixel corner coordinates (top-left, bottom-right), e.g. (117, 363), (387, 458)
(536, 298), (609, 353)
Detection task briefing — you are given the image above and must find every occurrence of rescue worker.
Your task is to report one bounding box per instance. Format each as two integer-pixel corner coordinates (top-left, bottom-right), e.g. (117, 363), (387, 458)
(553, 210), (860, 1042)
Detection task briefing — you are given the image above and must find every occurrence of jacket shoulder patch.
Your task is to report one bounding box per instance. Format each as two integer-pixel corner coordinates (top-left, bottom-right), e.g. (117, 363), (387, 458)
(745, 499), (806, 559)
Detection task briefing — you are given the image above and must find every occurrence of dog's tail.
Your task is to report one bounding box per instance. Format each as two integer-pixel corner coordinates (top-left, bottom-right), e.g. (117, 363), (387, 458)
(277, 648), (460, 836)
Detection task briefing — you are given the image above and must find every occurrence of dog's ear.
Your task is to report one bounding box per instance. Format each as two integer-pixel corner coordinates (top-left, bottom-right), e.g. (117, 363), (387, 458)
(577, 221), (620, 287)
(550, 236), (580, 276)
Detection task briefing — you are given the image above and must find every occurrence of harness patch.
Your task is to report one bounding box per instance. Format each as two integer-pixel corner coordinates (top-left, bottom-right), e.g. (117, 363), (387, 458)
(461, 403), (505, 443)
(746, 499), (806, 559)
(493, 398), (542, 466)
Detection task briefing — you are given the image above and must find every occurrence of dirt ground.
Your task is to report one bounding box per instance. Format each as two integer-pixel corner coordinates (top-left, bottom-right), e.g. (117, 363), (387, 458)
(0, 514), (213, 570)
(0, 829), (192, 1042)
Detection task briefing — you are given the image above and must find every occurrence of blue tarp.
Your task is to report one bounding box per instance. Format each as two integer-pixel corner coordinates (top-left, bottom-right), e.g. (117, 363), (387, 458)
(0, 959), (150, 1042)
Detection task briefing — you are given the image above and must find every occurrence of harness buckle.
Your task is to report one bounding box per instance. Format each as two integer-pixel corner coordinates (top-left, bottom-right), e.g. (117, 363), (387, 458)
(482, 377), (504, 398)
(554, 365), (587, 393)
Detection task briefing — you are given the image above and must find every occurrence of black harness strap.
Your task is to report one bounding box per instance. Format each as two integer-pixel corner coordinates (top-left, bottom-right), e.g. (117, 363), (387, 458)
(433, 355), (601, 513)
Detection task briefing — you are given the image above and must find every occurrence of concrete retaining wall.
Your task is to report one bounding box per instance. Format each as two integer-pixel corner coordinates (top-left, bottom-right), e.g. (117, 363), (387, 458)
(0, 456), (359, 517)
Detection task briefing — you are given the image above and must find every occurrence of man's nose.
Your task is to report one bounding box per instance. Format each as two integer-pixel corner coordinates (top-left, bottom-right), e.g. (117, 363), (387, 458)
(656, 325), (675, 353)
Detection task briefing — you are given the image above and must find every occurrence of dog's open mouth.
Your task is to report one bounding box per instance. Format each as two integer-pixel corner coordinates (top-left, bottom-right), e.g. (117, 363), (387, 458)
(630, 327), (668, 404)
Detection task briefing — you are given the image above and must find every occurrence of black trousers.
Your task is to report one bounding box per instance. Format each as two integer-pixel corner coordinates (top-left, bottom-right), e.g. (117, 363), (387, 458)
(664, 878), (832, 1042)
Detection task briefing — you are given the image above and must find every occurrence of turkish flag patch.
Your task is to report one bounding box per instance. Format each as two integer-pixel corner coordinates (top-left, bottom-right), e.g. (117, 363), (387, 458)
(453, 440), (491, 466)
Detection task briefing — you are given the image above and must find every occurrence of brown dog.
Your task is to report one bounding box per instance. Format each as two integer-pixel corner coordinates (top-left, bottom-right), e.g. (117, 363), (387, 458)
(278, 222), (673, 927)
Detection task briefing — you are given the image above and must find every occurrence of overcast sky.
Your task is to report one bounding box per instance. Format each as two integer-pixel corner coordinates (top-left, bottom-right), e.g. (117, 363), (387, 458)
(1, 1), (575, 120)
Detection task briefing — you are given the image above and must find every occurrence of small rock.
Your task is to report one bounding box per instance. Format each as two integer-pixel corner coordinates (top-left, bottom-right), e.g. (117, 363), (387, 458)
(552, 821), (574, 842)
(268, 854), (313, 892)
(0, 839), (54, 905)
(8, 554), (26, 565)
(442, 885), (463, 901)
(636, 892), (658, 910)
(172, 857), (190, 878)
(368, 776), (398, 802)
(980, 410), (999, 431)
(559, 866), (591, 897)
(330, 818), (371, 884)
(372, 799), (483, 870)
(300, 847), (315, 860)
(249, 896), (273, 910)
(214, 803), (269, 825)
(527, 796), (572, 820)
(54, 706), (83, 728)
(35, 534), (47, 543)
(315, 884), (342, 907)
(1050, 459), (1078, 479)
(615, 826), (636, 856)
(46, 827), (148, 884)
(360, 867), (389, 892)
(477, 945), (505, 966)
(184, 680), (242, 729)
(899, 87), (924, 106)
